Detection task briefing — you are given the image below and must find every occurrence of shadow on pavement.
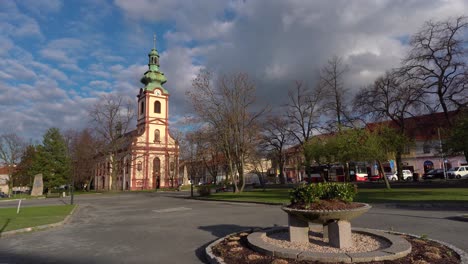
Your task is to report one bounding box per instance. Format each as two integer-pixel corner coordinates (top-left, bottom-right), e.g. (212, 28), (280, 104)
(0, 252), (109, 264)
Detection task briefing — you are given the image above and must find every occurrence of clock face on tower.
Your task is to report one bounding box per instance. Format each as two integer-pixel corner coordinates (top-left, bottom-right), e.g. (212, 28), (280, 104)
(155, 90), (161, 96)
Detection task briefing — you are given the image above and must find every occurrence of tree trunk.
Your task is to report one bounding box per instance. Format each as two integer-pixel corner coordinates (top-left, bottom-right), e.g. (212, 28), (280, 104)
(344, 162), (350, 182)
(278, 155), (286, 184)
(396, 151), (403, 181)
(377, 160), (391, 189)
(239, 159), (246, 192)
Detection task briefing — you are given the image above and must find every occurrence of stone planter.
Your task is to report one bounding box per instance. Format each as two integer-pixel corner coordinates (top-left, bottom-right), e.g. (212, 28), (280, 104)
(281, 203), (371, 248)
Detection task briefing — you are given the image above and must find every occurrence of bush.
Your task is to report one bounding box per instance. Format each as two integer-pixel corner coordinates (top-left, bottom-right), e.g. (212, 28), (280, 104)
(289, 182), (357, 208)
(197, 185), (211, 196)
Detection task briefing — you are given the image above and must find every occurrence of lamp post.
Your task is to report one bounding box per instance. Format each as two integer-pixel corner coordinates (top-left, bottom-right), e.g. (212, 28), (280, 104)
(71, 161), (76, 205)
(190, 174), (193, 197)
(438, 128), (447, 180)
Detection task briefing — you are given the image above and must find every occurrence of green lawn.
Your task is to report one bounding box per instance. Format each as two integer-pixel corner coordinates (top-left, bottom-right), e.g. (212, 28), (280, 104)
(206, 188), (468, 204)
(0, 205), (75, 233)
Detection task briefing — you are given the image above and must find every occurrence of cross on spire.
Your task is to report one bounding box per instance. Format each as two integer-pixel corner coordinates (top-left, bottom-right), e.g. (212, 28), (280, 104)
(153, 33), (156, 50)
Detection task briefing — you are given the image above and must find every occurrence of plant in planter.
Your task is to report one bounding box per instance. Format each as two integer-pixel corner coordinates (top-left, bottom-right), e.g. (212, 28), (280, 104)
(282, 182), (371, 248)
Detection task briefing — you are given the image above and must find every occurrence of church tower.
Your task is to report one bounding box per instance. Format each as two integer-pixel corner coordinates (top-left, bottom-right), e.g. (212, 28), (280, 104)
(130, 38), (179, 190)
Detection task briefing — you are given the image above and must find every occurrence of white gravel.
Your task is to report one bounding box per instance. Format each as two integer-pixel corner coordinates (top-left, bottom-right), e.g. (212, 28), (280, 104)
(263, 230), (390, 253)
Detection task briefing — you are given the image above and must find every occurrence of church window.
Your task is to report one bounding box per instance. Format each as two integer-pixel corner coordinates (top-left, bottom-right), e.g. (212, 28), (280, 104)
(140, 101), (145, 115)
(137, 161), (142, 171)
(154, 129), (160, 142)
(154, 101), (161, 113)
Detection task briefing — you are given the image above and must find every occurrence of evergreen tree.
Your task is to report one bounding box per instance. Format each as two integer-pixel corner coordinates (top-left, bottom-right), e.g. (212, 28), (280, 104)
(38, 128), (71, 191)
(13, 145), (41, 187)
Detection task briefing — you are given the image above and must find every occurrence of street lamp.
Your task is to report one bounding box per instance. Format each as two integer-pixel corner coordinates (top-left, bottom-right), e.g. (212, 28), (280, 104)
(71, 161), (76, 205)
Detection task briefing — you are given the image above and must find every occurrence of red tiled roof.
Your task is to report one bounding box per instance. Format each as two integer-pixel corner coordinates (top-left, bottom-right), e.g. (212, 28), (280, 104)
(0, 167), (12, 174)
(366, 111), (458, 140)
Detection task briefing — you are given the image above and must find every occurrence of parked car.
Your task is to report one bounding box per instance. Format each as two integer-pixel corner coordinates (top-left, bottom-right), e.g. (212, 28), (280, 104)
(447, 166), (468, 179)
(0, 192), (8, 198)
(385, 170), (413, 181)
(422, 169), (446, 180)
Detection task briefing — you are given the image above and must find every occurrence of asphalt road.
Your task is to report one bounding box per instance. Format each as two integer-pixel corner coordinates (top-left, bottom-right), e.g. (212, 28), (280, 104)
(0, 192), (467, 264)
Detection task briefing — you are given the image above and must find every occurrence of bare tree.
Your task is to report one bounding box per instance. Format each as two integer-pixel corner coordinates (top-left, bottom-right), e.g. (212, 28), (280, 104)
(286, 81), (325, 179)
(261, 116), (291, 184)
(403, 16), (468, 124)
(188, 70), (264, 192)
(354, 70), (428, 179)
(68, 129), (100, 191)
(0, 133), (25, 195)
(89, 94), (135, 190)
(320, 56), (353, 131)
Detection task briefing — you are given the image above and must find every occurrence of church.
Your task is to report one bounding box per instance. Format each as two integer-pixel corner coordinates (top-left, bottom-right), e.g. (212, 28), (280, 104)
(94, 42), (179, 191)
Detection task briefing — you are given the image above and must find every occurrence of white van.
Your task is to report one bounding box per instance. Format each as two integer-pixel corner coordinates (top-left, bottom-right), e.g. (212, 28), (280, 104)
(448, 166), (468, 179)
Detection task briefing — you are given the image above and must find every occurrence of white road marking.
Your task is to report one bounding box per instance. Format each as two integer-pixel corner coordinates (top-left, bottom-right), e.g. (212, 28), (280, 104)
(152, 207), (192, 213)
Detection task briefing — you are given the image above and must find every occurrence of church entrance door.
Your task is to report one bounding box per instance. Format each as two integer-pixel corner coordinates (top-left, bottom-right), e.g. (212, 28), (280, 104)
(153, 157), (161, 189)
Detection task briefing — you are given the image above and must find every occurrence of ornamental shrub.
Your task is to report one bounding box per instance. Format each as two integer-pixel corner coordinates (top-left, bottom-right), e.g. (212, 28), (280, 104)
(289, 182), (357, 207)
(197, 185), (211, 196)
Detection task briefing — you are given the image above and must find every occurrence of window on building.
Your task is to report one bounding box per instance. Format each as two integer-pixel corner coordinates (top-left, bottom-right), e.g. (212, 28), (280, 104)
(154, 101), (161, 113)
(403, 145), (410, 154)
(154, 129), (160, 142)
(140, 101), (145, 115)
(423, 143), (431, 154)
(137, 161), (142, 171)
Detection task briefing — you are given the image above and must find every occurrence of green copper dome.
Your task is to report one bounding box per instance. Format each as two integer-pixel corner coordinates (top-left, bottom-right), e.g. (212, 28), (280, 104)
(140, 47), (168, 94)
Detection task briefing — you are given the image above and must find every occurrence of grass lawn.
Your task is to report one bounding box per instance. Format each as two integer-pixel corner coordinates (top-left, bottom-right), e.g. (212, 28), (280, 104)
(0, 205), (75, 233)
(206, 188), (468, 204)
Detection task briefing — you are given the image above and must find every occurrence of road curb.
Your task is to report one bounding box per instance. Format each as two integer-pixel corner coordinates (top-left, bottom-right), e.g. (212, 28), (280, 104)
(195, 197), (468, 210)
(0, 204), (79, 238)
(193, 197), (284, 206)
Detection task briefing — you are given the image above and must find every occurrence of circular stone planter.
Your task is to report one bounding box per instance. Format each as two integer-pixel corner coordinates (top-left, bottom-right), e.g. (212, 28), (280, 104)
(205, 227), (468, 264)
(281, 203), (372, 224)
(282, 203), (371, 248)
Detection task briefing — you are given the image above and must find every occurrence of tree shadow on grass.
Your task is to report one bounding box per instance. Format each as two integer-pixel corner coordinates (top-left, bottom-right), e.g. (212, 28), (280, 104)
(0, 218), (10, 234)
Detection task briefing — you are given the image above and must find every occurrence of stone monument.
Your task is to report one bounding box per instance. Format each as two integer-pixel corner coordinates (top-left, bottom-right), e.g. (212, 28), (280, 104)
(30, 174), (44, 196)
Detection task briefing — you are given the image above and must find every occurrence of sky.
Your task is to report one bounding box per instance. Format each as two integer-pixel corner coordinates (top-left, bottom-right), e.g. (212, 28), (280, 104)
(0, 0), (467, 142)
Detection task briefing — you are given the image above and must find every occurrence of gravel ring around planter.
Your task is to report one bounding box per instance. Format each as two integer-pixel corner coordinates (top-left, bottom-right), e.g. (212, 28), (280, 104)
(205, 227), (468, 264)
(246, 226), (411, 263)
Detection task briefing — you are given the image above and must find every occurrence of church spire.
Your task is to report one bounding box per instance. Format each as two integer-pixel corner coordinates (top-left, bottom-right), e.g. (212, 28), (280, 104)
(140, 34), (168, 93)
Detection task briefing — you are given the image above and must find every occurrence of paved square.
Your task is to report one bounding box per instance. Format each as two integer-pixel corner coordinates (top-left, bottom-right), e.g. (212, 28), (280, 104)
(0, 192), (467, 263)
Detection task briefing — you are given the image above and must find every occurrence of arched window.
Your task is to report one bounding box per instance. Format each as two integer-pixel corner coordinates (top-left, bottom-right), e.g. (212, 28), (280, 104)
(154, 101), (161, 113)
(140, 101), (145, 115)
(154, 129), (160, 142)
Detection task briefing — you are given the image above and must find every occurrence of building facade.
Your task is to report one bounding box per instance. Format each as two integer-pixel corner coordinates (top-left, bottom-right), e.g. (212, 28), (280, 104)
(95, 45), (179, 191)
(281, 111), (467, 181)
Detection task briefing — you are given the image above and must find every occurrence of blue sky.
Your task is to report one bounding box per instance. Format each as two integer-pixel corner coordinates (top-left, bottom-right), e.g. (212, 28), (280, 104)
(0, 0), (467, 142)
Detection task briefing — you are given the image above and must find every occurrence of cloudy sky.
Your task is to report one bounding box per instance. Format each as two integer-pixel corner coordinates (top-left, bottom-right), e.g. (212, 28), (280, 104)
(0, 0), (467, 142)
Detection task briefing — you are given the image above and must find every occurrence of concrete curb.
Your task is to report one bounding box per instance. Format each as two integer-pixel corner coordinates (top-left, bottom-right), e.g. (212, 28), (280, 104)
(194, 197), (468, 210)
(206, 227), (468, 264)
(0, 205), (79, 238)
(193, 197), (285, 206)
(382, 203), (468, 210)
(380, 229), (468, 264)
